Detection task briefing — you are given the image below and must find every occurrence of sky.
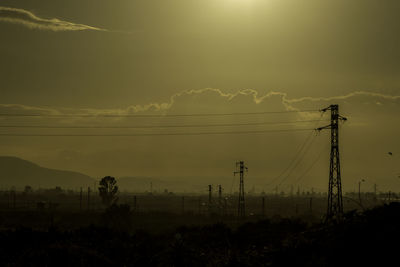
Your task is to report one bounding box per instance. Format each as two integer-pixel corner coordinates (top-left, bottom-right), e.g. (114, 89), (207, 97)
(0, 0), (399, 192)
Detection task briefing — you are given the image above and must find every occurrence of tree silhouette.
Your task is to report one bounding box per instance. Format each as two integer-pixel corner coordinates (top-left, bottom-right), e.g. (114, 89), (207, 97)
(98, 176), (119, 206)
(23, 185), (33, 194)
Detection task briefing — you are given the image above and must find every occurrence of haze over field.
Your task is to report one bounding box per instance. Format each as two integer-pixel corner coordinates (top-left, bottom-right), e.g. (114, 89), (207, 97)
(0, 0), (399, 192)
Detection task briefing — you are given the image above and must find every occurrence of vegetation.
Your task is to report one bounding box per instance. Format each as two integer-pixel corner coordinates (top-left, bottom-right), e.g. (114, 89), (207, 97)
(0, 203), (399, 266)
(98, 176), (119, 207)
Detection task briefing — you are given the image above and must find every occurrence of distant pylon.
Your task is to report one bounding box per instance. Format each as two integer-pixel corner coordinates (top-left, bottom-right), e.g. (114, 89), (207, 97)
(317, 104), (347, 221)
(218, 185), (222, 215)
(218, 185), (222, 205)
(262, 197), (265, 217)
(181, 196), (185, 214)
(79, 187), (83, 210)
(234, 161), (248, 218)
(208, 185), (212, 206)
(87, 186), (91, 210)
(208, 184), (213, 214)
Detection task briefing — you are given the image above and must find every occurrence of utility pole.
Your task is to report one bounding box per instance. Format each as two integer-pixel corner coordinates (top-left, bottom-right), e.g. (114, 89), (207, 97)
(79, 187), (83, 210)
(234, 161), (248, 218)
(317, 104), (347, 221)
(87, 187), (91, 210)
(218, 185), (222, 215)
(218, 185), (222, 206)
(12, 190), (16, 210)
(224, 197), (227, 216)
(182, 196), (185, 214)
(358, 179), (365, 206)
(208, 185), (212, 208)
(262, 197), (265, 217)
(93, 181), (97, 211)
(198, 197), (202, 215)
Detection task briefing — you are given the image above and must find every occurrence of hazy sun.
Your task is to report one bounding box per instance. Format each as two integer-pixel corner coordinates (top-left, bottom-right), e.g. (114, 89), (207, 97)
(221, 0), (256, 8)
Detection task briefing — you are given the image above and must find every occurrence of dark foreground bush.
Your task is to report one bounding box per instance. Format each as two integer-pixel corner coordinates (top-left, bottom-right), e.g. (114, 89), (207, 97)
(0, 203), (399, 266)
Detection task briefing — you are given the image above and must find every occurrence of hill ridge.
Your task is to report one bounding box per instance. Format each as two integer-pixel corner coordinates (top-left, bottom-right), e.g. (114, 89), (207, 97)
(0, 156), (94, 189)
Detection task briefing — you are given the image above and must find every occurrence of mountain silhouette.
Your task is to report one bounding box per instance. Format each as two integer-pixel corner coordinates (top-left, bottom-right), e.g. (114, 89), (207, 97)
(0, 156), (94, 189)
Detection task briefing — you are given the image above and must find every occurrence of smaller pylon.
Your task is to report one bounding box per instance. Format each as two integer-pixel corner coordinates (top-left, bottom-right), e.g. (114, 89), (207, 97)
(218, 185), (222, 205)
(234, 161), (248, 218)
(208, 185), (213, 214)
(218, 185), (223, 215)
(208, 185), (212, 206)
(87, 187), (91, 210)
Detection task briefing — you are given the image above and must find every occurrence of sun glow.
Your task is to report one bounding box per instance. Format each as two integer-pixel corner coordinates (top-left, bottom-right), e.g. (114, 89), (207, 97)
(222, 0), (256, 6)
(218, 0), (258, 12)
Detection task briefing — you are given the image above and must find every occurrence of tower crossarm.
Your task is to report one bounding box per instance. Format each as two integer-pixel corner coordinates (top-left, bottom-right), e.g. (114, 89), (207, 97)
(316, 124), (332, 131)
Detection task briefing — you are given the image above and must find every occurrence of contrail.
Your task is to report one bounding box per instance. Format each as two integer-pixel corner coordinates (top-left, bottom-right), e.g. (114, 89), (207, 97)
(0, 6), (107, 31)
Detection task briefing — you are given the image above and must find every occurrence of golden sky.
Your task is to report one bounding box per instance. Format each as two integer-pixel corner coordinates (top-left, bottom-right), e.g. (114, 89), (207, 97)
(0, 0), (399, 192)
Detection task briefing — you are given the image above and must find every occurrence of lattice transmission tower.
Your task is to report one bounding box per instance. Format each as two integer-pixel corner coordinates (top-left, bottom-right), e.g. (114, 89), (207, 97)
(234, 161), (248, 218)
(317, 104), (347, 221)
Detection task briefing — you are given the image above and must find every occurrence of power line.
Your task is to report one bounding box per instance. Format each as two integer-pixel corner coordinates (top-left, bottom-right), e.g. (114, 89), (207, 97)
(293, 144), (329, 185)
(0, 119), (327, 129)
(265, 130), (315, 188)
(0, 109), (320, 118)
(0, 128), (315, 137)
(277, 134), (318, 187)
(270, 115), (325, 188)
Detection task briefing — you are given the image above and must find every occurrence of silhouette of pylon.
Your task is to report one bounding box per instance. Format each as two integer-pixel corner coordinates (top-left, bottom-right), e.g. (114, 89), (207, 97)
(317, 104), (347, 221)
(234, 161), (248, 218)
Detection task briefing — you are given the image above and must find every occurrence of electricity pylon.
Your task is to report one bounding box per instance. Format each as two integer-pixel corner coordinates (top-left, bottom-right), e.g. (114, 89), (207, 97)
(234, 161), (248, 218)
(208, 184), (212, 206)
(218, 185), (222, 205)
(317, 104), (347, 221)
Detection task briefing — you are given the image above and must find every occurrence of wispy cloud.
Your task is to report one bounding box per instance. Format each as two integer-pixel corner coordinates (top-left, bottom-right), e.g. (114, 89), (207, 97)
(285, 91), (400, 103)
(0, 6), (107, 31)
(1, 89), (399, 118)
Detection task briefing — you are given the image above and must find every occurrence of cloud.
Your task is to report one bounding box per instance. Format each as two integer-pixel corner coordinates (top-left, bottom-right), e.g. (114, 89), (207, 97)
(0, 104), (61, 115)
(285, 91), (400, 104)
(1, 89), (399, 117)
(1, 88), (399, 133)
(121, 88), (400, 116)
(0, 6), (107, 31)
(1, 89), (399, 191)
